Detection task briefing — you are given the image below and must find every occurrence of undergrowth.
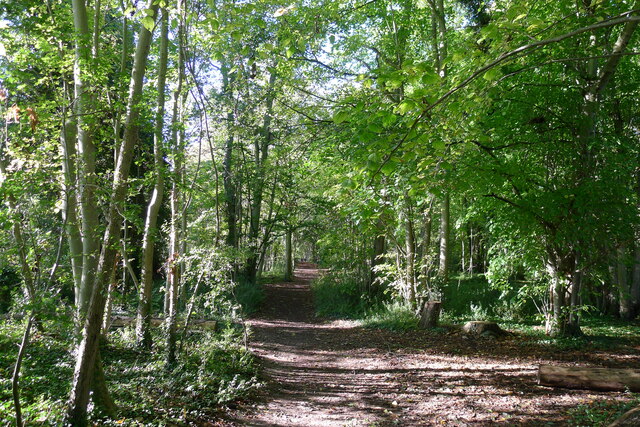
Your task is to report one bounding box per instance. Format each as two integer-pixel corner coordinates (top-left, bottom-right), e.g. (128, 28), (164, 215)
(312, 270), (368, 318)
(568, 395), (640, 426)
(359, 302), (419, 331)
(0, 318), (260, 425)
(234, 279), (266, 315)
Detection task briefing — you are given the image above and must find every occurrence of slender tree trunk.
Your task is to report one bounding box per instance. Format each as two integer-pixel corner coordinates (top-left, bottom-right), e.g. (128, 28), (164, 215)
(420, 204), (433, 293)
(631, 243), (640, 319)
(65, 4), (158, 423)
(12, 316), (32, 427)
(221, 64), (238, 249)
(284, 229), (293, 281)
(617, 246), (633, 319)
(438, 194), (450, 282)
(166, 0), (186, 366)
(101, 253), (119, 338)
(136, 7), (168, 349)
(468, 225), (474, 275)
(73, 0), (101, 324)
(245, 71), (277, 284)
(370, 229), (386, 290)
(404, 194), (417, 310)
(60, 85), (83, 304)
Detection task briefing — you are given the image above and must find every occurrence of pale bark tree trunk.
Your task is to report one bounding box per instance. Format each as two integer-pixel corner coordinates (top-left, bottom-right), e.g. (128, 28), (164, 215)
(136, 7), (168, 349)
(12, 315), (32, 427)
(71, 0), (100, 324)
(221, 64), (238, 250)
(370, 229), (386, 290)
(166, 0), (186, 366)
(65, 3), (158, 423)
(60, 84), (83, 303)
(420, 198), (434, 294)
(101, 253), (119, 338)
(438, 194), (450, 282)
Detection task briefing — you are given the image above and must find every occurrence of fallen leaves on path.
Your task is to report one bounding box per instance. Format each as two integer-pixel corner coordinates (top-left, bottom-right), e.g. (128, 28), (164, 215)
(220, 264), (639, 426)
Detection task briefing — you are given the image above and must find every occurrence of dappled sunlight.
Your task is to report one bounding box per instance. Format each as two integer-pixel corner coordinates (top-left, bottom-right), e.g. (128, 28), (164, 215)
(225, 264), (638, 426)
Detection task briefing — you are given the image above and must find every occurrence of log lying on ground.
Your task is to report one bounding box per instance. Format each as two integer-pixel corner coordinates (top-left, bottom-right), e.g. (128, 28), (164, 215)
(462, 321), (505, 337)
(538, 365), (640, 392)
(109, 316), (217, 330)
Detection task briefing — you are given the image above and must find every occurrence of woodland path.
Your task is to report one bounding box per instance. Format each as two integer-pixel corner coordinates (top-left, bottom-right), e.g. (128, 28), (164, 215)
(222, 263), (640, 426)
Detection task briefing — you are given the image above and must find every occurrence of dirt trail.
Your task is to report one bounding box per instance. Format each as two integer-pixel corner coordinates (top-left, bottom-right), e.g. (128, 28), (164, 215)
(225, 263), (639, 426)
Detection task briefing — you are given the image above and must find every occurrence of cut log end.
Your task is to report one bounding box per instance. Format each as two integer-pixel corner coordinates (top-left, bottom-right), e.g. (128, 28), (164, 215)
(462, 321), (505, 337)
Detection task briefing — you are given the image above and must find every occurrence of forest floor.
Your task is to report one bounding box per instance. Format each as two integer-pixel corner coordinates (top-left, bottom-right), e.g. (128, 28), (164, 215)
(220, 263), (640, 426)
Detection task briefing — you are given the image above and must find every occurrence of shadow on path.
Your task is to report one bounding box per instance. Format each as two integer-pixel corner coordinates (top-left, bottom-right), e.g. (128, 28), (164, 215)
(223, 263), (640, 426)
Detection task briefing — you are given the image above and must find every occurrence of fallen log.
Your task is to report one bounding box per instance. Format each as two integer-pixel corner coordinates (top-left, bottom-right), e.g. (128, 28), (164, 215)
(537, 365), (640, 392)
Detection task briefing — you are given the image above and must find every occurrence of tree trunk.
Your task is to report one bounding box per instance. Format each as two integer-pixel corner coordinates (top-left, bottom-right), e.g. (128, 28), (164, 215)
(12, 316), (32, 427)
(284, 229), (293, 281)
(545, 251), (582, 337)
(136, 7), (168, 349)
(72, 0), (101, 324)
(245, 70), (277, 284)
(370, 231), (386, 291)
(438, 194), (450, 282)
(404, 195), (417, 310)
(60, 93), (83, 306)
(65, 4), (158, 424)
(631, 243), (640, 319)
(617, 246), (633, 319)
(419, 301), (441, 328)
(165, 0), (186, 366)
(101, 253), (119, 339)
(221, 64), (238, 250)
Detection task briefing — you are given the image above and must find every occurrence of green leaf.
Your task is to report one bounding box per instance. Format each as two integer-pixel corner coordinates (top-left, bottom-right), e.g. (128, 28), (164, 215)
(433, 140), (446, 152)
(286, 46), (295, 58)
(381, 160), (397, 176)
(397, 100), (418, 115)
(421, 70), (440, 85)
(142, 16), (155, 32)
(333, 110), (350, 124)
(367, 122), (383, 133)
(483, 68), (501, 81)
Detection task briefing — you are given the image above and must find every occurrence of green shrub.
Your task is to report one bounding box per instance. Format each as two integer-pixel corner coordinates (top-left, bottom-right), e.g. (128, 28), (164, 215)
(312, 271), (367, 318)
(0, 268), (20, 313)
(568, 395), (640, 426)
(360, 302), (419, 331)
(440, 274), (537, 321)
(234, 280), (265, 315)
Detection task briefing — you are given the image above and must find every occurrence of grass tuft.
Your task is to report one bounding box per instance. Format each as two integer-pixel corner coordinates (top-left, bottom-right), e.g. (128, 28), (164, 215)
(360, 302), (419, 331)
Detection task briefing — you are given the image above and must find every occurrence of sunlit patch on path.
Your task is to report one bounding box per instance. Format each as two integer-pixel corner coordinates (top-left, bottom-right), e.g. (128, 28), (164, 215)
(224, 263), (638, 426)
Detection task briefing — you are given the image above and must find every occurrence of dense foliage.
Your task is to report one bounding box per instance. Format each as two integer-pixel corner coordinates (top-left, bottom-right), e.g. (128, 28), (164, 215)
(0, 0), (639, 424)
